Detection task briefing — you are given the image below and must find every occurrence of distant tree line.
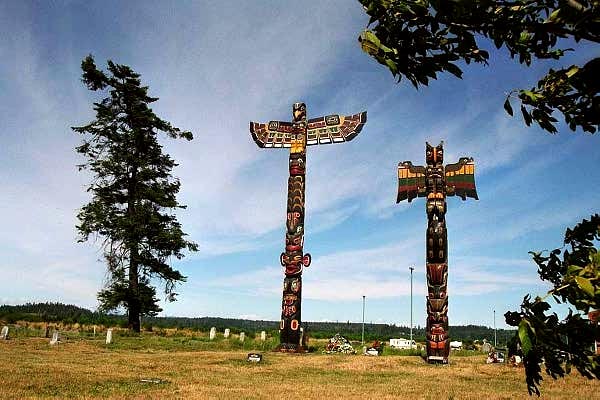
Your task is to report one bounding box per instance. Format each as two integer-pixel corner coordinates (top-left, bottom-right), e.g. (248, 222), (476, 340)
(0, 302), (514, 344)
(0, 302), (118, 326)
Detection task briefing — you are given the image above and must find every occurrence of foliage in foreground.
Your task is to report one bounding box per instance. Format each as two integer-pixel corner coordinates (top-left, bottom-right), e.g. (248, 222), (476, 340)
(358, 0), (599, 134)
(73, 55), (197, 331)
(505, 214), (600, 395)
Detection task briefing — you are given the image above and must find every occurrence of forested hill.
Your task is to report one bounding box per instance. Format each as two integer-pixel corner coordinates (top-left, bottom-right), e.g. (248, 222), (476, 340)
(0, 302), (93, 322)
(0, 302), (513, 343)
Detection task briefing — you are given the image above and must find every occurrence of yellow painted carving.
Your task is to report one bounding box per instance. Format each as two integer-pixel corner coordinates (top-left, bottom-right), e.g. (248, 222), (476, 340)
(290, 135), (306, 154)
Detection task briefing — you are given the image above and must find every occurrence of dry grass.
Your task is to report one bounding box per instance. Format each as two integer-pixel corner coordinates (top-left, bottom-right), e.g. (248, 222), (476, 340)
(1, 337), (598, 399)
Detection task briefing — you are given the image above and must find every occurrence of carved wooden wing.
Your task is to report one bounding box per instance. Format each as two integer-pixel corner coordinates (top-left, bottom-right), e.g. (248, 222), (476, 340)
(306, 111), (367, 146)
(397, 161), (426, 203)
(445, 158), (478, 200)
(250, 121), (297, 148)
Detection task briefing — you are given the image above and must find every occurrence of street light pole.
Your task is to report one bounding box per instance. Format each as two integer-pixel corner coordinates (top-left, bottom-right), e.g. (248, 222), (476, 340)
(409, 266), (414, 348)
(494, 309), (497, 347)
(362, 295), (366, 345)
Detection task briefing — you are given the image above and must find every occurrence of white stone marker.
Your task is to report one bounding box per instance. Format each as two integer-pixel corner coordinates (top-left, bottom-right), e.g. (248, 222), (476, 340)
(260, 331), (266, 341)
(106, 328), (113, 344)
(1, 326), (9, 340)
(93, 325), (96, 337)
(209, 327), (216, 340)
(49, 331), (60, 345)
(223, 328), (230, 338)
(239, 332), (245, 342)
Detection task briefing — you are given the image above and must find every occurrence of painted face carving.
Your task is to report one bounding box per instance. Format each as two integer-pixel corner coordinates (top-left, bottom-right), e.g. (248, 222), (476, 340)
(426, 142), (444, 165)
(285, 234), (303, 252)
(282, 294), (298, 317)
(290, 278), (301, 293)
(280, 252), (303, 275)
(289, 154), (305, 175)
(287, 211), (302, 233)
(292, 102), (306, 122)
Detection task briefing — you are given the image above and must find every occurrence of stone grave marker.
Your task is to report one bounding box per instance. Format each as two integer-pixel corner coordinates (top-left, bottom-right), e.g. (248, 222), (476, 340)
(247, 353), (262, 363)
(49, 331), (60, 345)
(1, 326), (9, 340)
(260, 331), (266, 341)
(106, 328), (113, 344)
(93, 325), (96, 337)
(482, 339), (492, 353)
(239, 332), (245, 342)
(209, 327), (216, 340)
(223, 328), (230, 338)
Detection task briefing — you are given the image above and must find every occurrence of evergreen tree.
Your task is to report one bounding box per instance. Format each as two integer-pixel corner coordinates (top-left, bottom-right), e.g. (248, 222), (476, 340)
(73, 55), (198, 332)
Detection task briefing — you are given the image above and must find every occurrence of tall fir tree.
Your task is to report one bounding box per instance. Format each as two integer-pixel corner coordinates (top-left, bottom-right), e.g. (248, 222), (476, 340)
(73, 55), (198, 332)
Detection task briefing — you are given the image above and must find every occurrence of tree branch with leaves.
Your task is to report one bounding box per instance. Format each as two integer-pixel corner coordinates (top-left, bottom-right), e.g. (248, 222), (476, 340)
(505, 214), (600, 395)
(358, 0), (600, 133)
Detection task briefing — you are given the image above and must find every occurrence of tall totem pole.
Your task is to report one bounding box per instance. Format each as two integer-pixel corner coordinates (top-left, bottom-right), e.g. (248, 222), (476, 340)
(250, 103), (366, 352)
(396, 142), (478, 363)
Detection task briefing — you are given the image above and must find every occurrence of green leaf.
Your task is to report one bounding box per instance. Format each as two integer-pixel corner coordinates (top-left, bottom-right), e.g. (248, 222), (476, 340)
(575, 276), (594, 297)
(519, 320), (533, 356)
(567, 265), (583, 275)
(521, 105), (532, 126)
(519, 32), (531, 43)
(521, 90), (538, 102)
(504, 98), (514, 116)
(566, 66), (579, 78)
(445, 63), (463, 79)
(385, 59), (398, 75)
(547, 9), (562, 23)
(359, 30), (381, 55)
(363, 30), (380, 47)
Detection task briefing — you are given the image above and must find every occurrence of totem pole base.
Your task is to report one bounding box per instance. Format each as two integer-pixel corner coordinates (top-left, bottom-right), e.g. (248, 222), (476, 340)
(275, 344), (308, 353)
(427, 356), (449, 364)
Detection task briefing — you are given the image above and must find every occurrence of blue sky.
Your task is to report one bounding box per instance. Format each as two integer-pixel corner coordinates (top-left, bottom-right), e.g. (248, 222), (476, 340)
(1, 1), (598, 329)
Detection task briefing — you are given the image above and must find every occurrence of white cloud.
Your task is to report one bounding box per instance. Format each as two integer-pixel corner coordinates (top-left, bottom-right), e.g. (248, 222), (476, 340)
(201, 240), (544, 302)
(236, 314), (269, 321)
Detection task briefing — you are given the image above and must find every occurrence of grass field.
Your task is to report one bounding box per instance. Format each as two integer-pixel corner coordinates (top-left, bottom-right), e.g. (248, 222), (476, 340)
(1, 332), (598, 399)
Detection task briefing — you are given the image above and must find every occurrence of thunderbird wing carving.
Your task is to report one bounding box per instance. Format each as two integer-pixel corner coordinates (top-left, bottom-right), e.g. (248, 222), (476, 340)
(250, 120), (296, 148)
(397, 161), (426, 203)
(306, 111), (367, 146)
(445, 158), (478, 200)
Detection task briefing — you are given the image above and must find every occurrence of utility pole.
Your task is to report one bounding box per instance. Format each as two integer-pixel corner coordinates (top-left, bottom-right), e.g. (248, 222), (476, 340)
(362, 295), (366, 345)
(409, 266), (414, 348)
(494, 309), (497, 347)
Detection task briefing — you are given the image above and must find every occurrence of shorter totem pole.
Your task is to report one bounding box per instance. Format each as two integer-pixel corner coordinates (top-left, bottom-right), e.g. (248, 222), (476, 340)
(250, 103), (366, 352)
(396, 142), (478, 363)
